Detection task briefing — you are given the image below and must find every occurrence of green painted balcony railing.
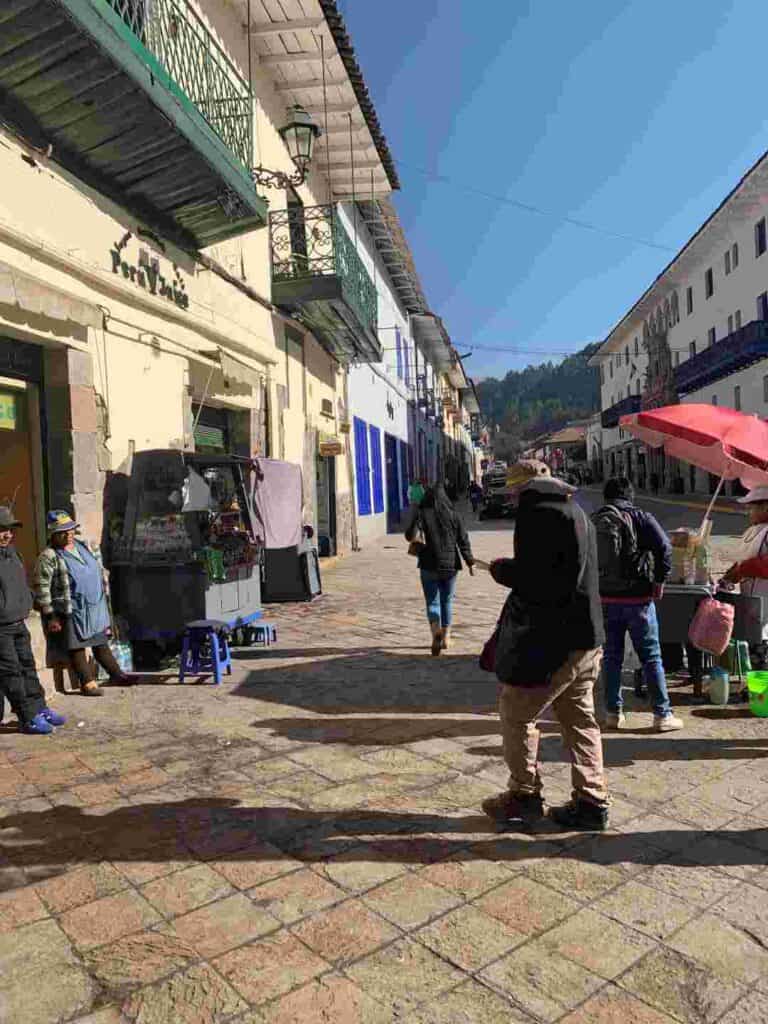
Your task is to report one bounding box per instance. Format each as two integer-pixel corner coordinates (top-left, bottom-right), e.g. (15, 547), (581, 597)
(269, 205), (378, 334)
(103, 0), (253, 172)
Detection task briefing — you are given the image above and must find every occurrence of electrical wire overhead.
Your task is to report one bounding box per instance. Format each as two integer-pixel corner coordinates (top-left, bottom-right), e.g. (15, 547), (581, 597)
(395, 160), (677, 254)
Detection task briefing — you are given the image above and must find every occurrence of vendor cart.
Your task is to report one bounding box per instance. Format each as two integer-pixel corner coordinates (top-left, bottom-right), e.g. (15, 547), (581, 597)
(108, 450), (263, 666)
(656, 585), (764, 696)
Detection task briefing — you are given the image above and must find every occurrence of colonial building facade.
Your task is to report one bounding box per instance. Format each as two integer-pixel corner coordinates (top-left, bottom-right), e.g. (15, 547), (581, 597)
(0, 0), (480, 583)
(590, 148), (768, 495)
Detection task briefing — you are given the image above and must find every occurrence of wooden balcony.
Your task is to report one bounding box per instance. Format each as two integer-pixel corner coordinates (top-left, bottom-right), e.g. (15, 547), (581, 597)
(601, 393), (641, 429)
(0, 0), (267, 248)
(269, 204), (380, 364)
(675, 320), (768, 395)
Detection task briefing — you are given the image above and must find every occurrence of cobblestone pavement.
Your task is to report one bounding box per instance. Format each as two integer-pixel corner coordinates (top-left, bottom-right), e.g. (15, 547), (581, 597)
(2, 522), (768, 1024)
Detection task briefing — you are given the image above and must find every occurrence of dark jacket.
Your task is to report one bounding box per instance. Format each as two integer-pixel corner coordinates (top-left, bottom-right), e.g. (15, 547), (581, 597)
(599, 498), (672, 601)
(404, 504), (474, 578)
(0, 545), (33, 627)
(491, 487), (604, 683)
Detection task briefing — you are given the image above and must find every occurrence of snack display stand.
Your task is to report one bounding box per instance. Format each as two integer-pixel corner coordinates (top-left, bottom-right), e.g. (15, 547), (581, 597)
(108, 450), (263, 665)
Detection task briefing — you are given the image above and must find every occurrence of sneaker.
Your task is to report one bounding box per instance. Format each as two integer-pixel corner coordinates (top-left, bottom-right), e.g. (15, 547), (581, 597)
(550, 798), (610, 831)
(41, 707), (67, 727)
(602, 711), (626, 730)
(481, 790), (545, 825)
(22, 712), (54, 736)
(654, 713), (684, 732)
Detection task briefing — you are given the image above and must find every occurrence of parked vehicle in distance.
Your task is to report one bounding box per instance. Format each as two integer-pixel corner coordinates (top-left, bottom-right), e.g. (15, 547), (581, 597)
(479, 459), (550, 520)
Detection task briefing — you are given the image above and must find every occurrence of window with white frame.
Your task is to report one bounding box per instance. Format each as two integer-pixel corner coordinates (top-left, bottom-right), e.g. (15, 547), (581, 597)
(705, 268), (714, 299)
(727, 315), (733, 335)
(725, 249), (731, 275)
(708, 327), (716, 347)
(758, 292), (768, 320)
(733, 242), (739, 268)
(734, 385), (741, 411)
(686, 286), (694, 315)
(756, 217), (767, 258)
(735, 309), (742, 329)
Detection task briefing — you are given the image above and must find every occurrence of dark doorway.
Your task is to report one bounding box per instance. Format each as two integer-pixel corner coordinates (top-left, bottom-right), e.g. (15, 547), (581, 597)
(384, 433), (401, 533)
(316, 455), (337, 557)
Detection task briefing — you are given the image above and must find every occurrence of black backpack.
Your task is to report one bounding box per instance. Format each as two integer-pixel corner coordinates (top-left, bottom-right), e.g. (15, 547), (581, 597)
(592, 505), (654, 595)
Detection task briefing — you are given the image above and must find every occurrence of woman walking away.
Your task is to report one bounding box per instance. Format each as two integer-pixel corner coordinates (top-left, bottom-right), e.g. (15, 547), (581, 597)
(0, 507), (67, 735)
(404, 483), (475, 655)
(34, 510), (135, 697)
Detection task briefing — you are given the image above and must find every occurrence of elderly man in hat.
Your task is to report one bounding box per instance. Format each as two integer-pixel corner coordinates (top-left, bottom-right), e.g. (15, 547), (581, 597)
(0, 507), (66, 734)
(481, 475), (610, 831)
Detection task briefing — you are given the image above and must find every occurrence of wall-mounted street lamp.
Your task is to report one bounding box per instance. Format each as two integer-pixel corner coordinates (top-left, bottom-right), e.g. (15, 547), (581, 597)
(252, 105), (321, 189)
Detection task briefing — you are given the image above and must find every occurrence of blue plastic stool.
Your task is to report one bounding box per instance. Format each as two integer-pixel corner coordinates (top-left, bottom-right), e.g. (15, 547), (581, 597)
(179, 620), (232, 685)
(250, 623), (277, 648)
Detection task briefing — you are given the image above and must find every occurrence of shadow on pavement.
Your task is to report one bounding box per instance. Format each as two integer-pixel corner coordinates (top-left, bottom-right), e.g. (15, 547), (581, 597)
(2, 798), (765, 880)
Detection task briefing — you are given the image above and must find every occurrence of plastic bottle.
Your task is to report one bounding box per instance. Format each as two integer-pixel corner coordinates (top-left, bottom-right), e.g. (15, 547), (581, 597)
(708, 667), (730, 706)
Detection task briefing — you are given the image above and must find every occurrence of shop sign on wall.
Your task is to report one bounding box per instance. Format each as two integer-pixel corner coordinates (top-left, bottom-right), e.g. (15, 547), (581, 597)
(0, 392), (17, 430)
(109, 233), (189, 310)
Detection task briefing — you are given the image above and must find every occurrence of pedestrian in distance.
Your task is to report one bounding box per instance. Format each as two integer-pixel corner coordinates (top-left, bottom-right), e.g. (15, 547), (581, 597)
(593, 477), (683, 732)
(469, 481), (483, 517)
(0, 506), (67, 735)
(34, 510), (136, 697)
(404, 483), (475, 656)
(407, 477), (425, 507)
(481, 475), (611, 832)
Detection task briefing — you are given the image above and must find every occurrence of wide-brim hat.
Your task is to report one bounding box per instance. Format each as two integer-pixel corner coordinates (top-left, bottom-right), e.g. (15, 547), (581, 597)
(46, 509), (80, 534)
(0, 506), (21, 529)
(737, 486), (768, 504)
(521, 476), (578, 497)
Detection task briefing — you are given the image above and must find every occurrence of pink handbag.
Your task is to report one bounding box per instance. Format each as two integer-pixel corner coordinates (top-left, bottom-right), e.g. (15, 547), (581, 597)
(688, 597), (735, 656)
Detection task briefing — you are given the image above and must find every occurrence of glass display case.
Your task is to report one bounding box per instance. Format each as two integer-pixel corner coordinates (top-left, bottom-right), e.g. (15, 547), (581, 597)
(108, 450), (263, 664)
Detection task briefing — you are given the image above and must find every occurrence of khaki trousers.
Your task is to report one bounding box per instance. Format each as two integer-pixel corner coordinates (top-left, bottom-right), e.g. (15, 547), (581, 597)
(498, 648), (608, 806)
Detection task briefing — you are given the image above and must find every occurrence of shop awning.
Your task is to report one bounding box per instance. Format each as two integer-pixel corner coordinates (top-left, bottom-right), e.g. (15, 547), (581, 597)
(0, 260), (102, 330)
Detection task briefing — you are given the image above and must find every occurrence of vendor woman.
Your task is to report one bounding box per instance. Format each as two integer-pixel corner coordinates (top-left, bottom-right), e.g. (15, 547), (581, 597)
(721, 486), (768, 666)
(34, 510), (135, 696)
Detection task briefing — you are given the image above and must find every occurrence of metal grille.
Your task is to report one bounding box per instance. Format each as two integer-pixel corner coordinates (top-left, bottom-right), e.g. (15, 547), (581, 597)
(103, 0), (253, 171)
(269, 204), (377, 333)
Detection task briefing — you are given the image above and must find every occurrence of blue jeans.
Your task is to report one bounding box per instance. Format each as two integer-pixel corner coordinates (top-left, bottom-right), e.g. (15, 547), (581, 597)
(420, 571), (457, 627)
(603, 602), (672, 717)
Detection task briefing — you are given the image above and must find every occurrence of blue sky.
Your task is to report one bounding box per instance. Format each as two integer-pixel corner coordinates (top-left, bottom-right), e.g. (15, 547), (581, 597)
(340, 0), (768, 380)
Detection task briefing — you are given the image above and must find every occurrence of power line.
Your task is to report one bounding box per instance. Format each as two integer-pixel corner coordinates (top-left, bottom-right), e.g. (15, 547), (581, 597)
(394, 160), (677, 254)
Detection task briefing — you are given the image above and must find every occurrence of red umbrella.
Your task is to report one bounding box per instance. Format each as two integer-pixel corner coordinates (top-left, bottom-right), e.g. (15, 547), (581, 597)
(620, 403), (768, 519)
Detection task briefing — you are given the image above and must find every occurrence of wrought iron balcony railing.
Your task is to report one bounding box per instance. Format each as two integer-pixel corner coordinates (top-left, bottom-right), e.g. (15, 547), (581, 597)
(601, 393), (641, 429)
(675, 319), (768, 395)
(269, 205), (377, 334)
(105, 0), (253, 172)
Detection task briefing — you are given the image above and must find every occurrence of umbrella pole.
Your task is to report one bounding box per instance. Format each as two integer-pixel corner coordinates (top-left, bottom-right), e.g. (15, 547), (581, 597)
(701, 474), (725, 530)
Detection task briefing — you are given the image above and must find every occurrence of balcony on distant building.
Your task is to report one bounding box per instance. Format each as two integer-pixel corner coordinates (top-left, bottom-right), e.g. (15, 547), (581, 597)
(0, 0), (266, 248)
(601, 394), (641, 429)
(675, 319), (768, 395)
(269, 204), (380, 364)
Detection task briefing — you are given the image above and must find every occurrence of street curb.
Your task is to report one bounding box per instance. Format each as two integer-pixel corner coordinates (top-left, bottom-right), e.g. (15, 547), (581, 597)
(580, 486), (744, 517)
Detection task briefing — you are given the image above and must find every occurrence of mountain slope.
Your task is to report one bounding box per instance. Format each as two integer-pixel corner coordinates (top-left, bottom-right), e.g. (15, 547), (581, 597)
(476, 343), (600, 441)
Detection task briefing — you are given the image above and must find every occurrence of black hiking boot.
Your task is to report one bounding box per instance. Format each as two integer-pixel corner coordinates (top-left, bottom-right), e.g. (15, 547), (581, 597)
(550, 798), (610, 832)
(481, 791), (545, 828)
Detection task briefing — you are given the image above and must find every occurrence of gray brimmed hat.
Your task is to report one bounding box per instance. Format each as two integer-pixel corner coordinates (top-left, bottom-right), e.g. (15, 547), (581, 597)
(0, 506), (21, 529)
(737, 486), (768, 504)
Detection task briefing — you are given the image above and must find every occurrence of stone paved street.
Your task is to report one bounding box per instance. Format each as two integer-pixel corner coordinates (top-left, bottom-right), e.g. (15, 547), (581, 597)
(2, 516), (768, 1024)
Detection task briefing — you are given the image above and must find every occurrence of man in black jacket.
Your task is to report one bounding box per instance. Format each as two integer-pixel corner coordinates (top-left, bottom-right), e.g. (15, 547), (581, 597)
(481, 477), (610, 831)
(0, 507), (65, 735)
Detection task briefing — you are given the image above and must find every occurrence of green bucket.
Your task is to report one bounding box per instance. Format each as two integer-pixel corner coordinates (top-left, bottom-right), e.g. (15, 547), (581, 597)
(747, 671), (768, 718)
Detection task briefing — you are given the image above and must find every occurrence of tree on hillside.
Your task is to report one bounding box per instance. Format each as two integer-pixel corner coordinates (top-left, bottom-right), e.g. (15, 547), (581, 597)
(476, 343), (600, 443)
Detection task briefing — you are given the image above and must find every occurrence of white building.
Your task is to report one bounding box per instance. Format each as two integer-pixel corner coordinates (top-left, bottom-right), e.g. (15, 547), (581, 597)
(590, 148), (768, 495)
(345, 199), (478, 545)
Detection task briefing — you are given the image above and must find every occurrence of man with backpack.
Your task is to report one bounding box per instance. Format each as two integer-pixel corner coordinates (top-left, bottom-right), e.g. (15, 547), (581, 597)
(592, 477), (683, 732)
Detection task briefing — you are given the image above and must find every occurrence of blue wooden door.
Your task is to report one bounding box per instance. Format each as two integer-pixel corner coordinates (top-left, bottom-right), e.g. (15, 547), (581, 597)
(384, 433), (401, 531)
(369, 425), (384, 514)
(354, 417), (371, 515)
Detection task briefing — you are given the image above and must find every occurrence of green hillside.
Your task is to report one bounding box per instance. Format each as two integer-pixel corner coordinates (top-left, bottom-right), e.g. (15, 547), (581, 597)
(476, 343), (601, 442)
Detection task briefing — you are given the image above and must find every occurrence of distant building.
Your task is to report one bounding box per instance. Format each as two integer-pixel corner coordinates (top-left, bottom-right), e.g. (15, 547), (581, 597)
(590, 148), (768, 496)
